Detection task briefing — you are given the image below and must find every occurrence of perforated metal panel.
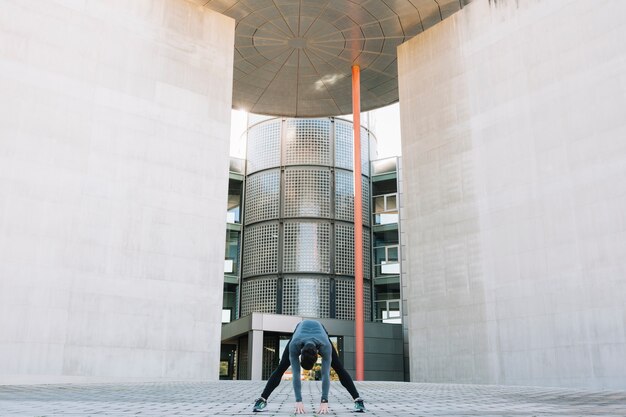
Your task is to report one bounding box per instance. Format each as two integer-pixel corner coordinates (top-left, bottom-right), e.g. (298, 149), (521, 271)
(282, 276), (330, 318)
(363, 229), (371, 280)
(361, 127), (370, 176)
(362, 176), (371, 226)
(335, 170), (353, 222)
(284, 168), (331, 218)
(238, 335), (248, 380)
(283, 222), (331, 273)
(364, 281), (371, 321)
(284, 119), (331, 166)
(241, 277), (277, 316)
(242, 116), (376, 323)
(262, 334), (278, 379)
(335, 279), (371, 321)
(335, 223), (370, 279)
(335, 121), (353, 170)
(242, 223), (279, 277)
(247, 120), (281, 174)
(335, 223), (354, 276)
(245, 170), (281, 225)
(335, 279), (355, 320)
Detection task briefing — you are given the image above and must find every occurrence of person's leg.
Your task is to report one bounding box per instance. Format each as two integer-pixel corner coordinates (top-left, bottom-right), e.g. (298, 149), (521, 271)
(329, 342), (360, 400)
(260, 340), (292, 400)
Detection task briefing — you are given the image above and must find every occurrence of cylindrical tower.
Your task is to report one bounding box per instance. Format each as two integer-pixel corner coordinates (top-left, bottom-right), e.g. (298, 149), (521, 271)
(240, 117), (372, 321)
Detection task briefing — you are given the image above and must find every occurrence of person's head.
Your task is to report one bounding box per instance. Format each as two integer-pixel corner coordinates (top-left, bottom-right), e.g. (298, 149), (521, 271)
(300, 342), (318, 370)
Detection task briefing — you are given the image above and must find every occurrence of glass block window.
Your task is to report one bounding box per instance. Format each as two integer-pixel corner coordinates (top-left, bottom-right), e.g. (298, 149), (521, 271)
(335, 279), (355, 320)
(335, 223), (354, 276)
(335, 279), (370, 321)
(360, 128), (370, 176)
(242, 223), (279, 277)
(283, 222), (331, 273)
(284, 168), (331, 218)
(282, 276), (330, 318)
(284, 119), (331, 166)
(363, 229), (371, 280)
(241, 277), (277, 316)
(362, 176), (370, 226)
(247, 120), (281, 174)
(245, 170), (280, 224)
(335, 170), (353, 222)
(335, 223), (370, 279)
(335, 120), (353, 170)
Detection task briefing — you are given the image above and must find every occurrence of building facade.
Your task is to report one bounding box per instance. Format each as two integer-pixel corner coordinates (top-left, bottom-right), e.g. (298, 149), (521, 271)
(1, 0), (625, 390)
(242, 117), (371, 321)
(220, 117), (406, 381)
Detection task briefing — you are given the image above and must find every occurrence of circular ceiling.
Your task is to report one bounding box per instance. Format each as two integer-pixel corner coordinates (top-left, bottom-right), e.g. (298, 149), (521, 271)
(203, 0), (471, 117)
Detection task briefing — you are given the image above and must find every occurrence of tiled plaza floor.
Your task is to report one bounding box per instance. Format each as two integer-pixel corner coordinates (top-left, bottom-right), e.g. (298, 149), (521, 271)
(1, 380), (625, 416)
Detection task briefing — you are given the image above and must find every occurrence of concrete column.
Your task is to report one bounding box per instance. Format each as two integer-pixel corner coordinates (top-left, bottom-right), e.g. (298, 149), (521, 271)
(0, 0), (235, 383)
(398, 0), (626, 390)
(248, 330), (264, 381)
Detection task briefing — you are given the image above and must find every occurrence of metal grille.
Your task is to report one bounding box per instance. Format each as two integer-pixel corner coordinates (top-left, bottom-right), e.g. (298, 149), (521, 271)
(335, 223), (354, 276)
(284, 168), (331, 218)
(363, 229), (371, 280)
(335, 279), (355, 320)
(262, 335), (278, 380)
(283, 222), (331, 273)
(361, 176), (370, 226)
(335, 170), (353, 222)
(335, 279), (371, 321)
(242, 223), (279, 277)
(335, 120), (353, 170)
(284, 119), (331, 166)
(364, 281), (371, 321)
(238, 335), (248, 380)
(241, 277), (277, 316)
(247, 120), (281, 174)
(282, 276), (330, 318)
(245, 170), (281, 224)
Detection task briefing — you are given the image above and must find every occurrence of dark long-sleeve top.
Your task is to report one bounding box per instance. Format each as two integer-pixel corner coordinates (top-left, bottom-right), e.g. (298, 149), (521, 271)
(288, 320), (332, 402)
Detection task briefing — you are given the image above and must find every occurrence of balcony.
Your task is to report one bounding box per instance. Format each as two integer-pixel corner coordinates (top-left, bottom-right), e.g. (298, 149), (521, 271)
(373, 193), (398, 226)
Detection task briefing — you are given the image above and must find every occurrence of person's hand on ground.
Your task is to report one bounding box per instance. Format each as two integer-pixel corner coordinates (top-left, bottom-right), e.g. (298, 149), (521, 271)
(317, 402), (329, 414)
(294, 401), (306, 414)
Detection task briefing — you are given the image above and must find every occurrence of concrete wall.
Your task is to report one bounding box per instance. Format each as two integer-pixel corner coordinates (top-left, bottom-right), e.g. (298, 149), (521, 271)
(0, 0), (234, 383)
(398, 0), (626, 389)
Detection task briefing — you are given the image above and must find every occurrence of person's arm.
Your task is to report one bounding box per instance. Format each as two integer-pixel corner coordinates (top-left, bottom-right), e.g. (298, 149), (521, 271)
(319, 342), (332, 405)
(289, 343), (305, 413)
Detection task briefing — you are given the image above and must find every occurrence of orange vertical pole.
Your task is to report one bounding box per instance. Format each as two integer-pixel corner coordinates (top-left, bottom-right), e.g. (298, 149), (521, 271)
(352, 65), (364, 381)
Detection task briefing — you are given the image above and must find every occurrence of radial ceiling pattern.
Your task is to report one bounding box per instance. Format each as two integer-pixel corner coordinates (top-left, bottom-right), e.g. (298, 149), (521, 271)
(202, 0), (471, 117)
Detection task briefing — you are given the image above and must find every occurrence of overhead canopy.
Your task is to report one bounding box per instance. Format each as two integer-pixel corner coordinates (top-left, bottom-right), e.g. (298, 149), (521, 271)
(202, 0), (472, 117)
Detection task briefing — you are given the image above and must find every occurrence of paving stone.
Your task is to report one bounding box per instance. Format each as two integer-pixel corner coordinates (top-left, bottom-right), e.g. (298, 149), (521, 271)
(0, 381), (625, 416)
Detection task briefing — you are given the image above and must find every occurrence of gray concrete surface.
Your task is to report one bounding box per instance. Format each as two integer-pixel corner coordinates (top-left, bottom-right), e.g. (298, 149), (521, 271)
(1, 381), (625, 416)
(397, 0), (626, 389)
(0, 0), (234, 382)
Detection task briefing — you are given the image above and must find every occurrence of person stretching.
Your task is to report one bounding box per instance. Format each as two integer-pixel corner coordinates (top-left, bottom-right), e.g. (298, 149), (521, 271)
(252, 320), (366, 413)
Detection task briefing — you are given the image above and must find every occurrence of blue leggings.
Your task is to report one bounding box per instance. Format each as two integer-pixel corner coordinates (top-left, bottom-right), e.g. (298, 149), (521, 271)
(260, 339), (360, 400)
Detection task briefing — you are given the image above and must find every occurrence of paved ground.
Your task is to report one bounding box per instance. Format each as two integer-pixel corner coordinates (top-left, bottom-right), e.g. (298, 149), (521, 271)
(1, 380), (625, 416)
